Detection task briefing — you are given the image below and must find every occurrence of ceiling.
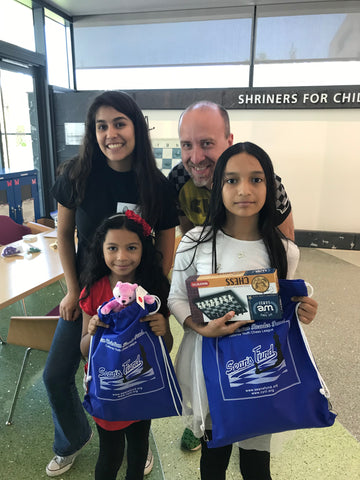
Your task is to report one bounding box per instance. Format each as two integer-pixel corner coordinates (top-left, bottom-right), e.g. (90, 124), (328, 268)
(44, 0), (333, 18)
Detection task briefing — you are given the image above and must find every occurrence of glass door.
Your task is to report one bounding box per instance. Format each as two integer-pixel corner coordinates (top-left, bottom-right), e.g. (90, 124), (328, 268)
(0, 64), (38, 172)
(0, 63), (41, 222)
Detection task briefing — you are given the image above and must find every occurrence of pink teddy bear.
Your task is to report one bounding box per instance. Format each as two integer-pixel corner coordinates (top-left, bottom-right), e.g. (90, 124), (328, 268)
(100, 281), (155, 315)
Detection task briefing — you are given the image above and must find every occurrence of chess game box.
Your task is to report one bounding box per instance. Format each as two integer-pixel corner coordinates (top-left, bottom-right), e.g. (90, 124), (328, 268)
(186, 268), (283, 323)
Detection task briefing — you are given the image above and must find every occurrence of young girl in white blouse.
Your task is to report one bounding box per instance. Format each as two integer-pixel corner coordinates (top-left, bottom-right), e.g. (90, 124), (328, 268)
(168, 142), (318, 480)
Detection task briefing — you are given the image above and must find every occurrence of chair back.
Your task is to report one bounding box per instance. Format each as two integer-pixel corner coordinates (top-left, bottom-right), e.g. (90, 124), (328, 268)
(0, 216), (31, 245)
(7, 316), (59, 351)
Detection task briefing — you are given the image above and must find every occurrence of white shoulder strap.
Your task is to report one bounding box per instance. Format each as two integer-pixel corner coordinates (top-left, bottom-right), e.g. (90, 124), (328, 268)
(295, 283), (331, 399)
(158, 336), (183, 416)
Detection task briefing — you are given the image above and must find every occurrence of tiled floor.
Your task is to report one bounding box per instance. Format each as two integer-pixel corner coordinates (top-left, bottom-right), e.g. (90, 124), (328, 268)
(0, 248), (359, 479)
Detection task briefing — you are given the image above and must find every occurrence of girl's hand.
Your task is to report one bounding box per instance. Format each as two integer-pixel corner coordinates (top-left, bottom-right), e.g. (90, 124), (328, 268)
(60, 291), (81, 322)
(186, 311), (253, 338)
(141, 313), (168, 337)
(292, 296), (318, 325)
(88, 314), (109, 335)
(141, 313), (173, 352)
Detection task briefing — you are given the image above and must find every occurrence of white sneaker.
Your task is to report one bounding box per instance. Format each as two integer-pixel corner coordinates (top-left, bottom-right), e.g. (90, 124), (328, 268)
(46, 431), (93, 477)
(144, 447), (154, 475)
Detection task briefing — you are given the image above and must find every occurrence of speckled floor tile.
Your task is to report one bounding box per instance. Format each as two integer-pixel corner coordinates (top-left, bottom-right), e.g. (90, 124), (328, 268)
(296, 247), (360, 442)
(0, 346), (164, 479)
(0, 249), (359, 479)
(0, 300), (25, 340)
(22, 281), (64, 316)
(318, 248), (360, 268)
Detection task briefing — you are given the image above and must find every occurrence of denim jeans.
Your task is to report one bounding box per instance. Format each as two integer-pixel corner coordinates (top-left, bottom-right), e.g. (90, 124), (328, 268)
(43, 315), (92, 456)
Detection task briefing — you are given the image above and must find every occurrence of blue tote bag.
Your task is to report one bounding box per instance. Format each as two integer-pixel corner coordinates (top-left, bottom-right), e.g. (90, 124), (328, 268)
(83, 299), (182, 421)
(202, 279), (336, 448)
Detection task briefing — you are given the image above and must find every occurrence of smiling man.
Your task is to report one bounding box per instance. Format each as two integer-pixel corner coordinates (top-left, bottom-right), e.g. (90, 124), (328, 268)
(168, 101), (294, 240)
(168, 101), (294, 453)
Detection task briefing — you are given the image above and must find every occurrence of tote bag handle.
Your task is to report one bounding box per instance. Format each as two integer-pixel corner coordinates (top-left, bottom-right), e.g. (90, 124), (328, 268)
(86, 334), (94, 383)
(158, 336), (183, 416)
(295, 283), (331, 400)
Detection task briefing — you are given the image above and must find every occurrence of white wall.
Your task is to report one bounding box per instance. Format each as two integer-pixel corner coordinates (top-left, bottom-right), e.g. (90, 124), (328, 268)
(146, 108), (360, 233)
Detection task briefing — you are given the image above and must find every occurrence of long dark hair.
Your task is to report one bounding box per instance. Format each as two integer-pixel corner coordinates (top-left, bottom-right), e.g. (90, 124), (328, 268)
(191, 142), (288, 278)
(80, 214), (170, 316)
(61, 90), (165, 228)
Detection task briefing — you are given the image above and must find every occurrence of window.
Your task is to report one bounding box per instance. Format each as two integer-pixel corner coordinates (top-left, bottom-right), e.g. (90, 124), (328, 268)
(0, 0), (35, 51)
(0, 66), (37, 171)
(75, 17), (252, 90)
(254, 7), (360, 86)
(0, 1), (74, 217)
(76, 65), (250, 90)
(74, 3), (360, 90)
(45, 8), (74, 88)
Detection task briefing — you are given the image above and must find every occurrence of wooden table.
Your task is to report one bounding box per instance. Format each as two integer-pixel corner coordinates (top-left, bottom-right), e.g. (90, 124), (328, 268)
(0, 230), (64, 425)
(0, 231), (64, 309)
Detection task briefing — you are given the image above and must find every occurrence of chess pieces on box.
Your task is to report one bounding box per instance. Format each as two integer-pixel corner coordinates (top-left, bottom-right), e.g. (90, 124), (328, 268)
(186, 268), (283, 323)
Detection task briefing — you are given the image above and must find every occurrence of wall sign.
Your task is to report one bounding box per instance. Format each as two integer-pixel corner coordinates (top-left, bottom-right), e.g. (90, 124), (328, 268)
(229, 86), (360, 109)
(103, 85), (360, 110)
(53, 86), (360, 121)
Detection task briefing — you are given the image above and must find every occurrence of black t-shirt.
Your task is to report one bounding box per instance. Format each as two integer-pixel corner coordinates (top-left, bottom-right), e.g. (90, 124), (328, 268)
(52, 161), (178, 273)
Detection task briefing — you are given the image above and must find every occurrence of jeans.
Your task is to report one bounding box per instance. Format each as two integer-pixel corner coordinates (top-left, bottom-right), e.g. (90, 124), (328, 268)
(43, 315), (92, 456)
(95, 420), (151, 480)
